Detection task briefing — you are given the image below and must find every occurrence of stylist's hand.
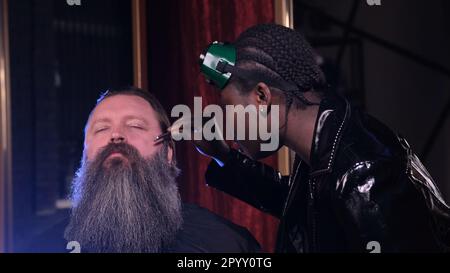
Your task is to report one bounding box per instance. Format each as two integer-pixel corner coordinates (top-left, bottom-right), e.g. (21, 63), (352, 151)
(193, 116), (230, 166)
(171, 116), (231, 165)
(193, 136), (230, 165)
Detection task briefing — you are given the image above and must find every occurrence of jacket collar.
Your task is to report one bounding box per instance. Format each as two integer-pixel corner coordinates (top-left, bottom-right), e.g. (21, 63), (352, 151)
(309, 94), (351, 177)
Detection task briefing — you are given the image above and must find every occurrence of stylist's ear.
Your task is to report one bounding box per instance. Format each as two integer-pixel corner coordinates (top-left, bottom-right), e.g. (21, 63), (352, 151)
(255, 82), (272, 111)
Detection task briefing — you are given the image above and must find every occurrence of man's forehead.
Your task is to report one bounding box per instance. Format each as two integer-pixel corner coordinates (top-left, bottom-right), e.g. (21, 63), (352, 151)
(89, 95), (157, 124)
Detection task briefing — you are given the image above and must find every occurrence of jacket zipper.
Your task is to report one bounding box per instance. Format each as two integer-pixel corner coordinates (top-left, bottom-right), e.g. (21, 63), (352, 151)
(308, 177), (317, 252)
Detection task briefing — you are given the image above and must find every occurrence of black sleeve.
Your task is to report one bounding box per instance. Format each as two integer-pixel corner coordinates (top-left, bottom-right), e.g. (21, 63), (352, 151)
(205, 149), (290, 218)
(332, 158), (447, 252)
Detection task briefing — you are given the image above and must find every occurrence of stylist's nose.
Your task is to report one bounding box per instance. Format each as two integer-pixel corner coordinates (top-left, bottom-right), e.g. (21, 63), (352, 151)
(110, 131), (126, 144)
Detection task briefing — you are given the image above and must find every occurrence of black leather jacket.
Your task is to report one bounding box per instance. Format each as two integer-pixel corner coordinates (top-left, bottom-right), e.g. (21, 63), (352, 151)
(205, 93), (450, 253)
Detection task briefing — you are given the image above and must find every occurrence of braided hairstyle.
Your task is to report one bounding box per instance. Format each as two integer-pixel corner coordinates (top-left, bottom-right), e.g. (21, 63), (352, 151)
(231, 24), (327, 109)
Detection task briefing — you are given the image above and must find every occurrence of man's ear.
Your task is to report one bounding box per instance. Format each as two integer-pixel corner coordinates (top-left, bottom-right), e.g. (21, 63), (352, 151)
(167, 145), (174, 164)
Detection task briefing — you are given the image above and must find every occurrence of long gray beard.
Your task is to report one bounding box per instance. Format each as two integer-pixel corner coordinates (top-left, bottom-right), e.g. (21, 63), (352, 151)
(64, 143), (183, 253)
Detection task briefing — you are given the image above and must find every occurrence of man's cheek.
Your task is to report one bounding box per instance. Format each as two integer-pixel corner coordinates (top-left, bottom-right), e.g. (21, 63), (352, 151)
(87, 149), (96, 162)
(82, 142), (92, 161)
(138, 146), (154, 158)
(85, 144), (101, 162)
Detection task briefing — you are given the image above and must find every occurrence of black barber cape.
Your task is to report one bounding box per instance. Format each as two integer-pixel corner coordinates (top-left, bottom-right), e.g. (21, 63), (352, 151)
(25, 203), (261, 253)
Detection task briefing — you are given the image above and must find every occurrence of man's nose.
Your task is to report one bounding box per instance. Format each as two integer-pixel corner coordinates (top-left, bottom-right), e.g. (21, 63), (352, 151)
(110, 131), (126, 144)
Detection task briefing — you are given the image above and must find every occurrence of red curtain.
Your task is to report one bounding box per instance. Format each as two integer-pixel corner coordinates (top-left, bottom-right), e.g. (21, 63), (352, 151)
(148, 0), (278, 252)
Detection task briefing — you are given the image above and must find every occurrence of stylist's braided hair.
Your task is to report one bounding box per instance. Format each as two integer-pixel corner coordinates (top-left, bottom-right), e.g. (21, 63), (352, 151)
(231, 24), (327, 109)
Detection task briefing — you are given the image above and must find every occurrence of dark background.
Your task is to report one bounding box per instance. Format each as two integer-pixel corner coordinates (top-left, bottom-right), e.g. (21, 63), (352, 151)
(8, 0), (133, 251)
(6, 0), (450, 252)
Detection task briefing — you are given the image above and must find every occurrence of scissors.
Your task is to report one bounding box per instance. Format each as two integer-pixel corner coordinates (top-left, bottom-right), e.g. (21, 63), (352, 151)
(153, 116), (209, 144)
(154, 131), (172, 144)
(153, 116), (192, 144)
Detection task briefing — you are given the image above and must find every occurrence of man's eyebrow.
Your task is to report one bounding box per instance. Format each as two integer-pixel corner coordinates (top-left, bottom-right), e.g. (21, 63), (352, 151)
(123, 115), (149, 125)
(91, 117), (112, 125)
(85, 117), (111, 135)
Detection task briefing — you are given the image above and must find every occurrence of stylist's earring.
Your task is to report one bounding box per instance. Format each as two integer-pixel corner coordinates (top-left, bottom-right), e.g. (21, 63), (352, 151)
(260, 107), (267, 117)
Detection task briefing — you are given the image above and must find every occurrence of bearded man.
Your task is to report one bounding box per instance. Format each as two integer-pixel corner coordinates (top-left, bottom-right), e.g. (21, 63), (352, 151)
(28, 87), (260, 253)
